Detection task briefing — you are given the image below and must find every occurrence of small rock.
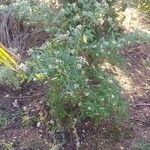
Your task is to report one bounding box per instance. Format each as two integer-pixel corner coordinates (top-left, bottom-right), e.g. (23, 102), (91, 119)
(39, 101), (43, 104)
(23, 106), (27, 111)
(76, 141), (80, 149)
(37, 122), (41, 127)
(12, 99), (19, 108)
(82, 130), (85, 133)
(5, 94), (9, 97)
(50, 119), (54, 124)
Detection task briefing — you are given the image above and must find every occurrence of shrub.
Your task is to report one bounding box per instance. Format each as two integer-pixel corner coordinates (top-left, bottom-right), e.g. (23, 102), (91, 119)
(26, 1), (150, 127)
(0, 0), (59, 29)
(2, 0), (150, 128)
(28, 38), (128, 127)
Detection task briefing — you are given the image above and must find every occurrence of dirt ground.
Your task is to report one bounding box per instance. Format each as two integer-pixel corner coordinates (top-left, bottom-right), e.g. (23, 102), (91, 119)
(0, 43), (149, 150)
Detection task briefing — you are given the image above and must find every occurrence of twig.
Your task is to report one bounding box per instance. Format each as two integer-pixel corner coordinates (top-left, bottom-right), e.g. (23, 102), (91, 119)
(73, 125), (80, 150)
(0, 105), (14, 112)
(130, 103), (150, 107)
(2, 91), (47, 100)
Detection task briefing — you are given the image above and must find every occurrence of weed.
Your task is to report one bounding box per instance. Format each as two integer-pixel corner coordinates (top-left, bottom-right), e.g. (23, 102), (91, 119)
(0, 142), (14, 150)
(144, 60), (150, 68)
(0, 111), (11, 128)
(0, 67), (27, 88)
(135, 141), (150, 150)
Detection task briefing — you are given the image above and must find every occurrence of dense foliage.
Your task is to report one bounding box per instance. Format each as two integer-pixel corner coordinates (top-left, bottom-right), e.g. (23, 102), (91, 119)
(26, 0), (128, 126)
(0, 0), (150, 128)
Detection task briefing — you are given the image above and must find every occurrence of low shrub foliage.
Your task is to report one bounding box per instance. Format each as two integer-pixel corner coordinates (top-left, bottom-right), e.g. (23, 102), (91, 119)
(26, 0), (128, 126)
(1, 0), (150, 127)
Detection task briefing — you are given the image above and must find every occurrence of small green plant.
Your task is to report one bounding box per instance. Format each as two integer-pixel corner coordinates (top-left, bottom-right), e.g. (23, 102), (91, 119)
(0, 111), (11, 128)
(144, 59), (150, 68)
(0, 142), (14, 150)
(137, 0), (150, 14)
(0, 67), (27, 88)
(123, 31), (150, 45)
(135, 141), (150, 150)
